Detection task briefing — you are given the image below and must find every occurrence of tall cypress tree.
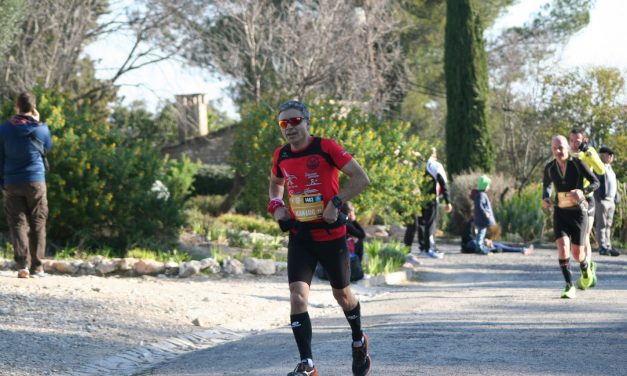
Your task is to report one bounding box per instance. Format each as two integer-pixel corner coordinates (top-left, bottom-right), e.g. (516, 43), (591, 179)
(444, 0), (494, 176)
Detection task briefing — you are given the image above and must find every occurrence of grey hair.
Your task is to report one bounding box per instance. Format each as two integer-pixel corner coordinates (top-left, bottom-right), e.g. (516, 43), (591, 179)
(278, 100), (310, 120)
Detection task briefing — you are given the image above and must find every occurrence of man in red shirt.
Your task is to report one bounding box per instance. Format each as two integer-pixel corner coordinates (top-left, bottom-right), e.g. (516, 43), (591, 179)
(268, 100), (371, 376)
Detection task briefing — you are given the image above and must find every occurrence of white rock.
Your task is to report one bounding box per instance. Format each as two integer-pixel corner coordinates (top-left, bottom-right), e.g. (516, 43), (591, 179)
(199, 258), (221, 274)
(222, 258), (244, 275)
(178, 260), (201, 278)
(95, 260), (118, 276)
(244, 257), (276, 275)
(117, 258), (138, 271)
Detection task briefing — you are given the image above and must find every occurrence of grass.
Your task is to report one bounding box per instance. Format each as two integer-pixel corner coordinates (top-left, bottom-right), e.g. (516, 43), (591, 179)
(363, 240), (407, 276)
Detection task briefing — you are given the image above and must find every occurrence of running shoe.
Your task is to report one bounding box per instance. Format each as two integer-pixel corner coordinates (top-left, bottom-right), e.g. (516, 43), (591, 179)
(425, 249), (444, 259)
(17, 269), (29, 279)
(561, 285), (576, 299)
(589, 261), (597, 288)
(352, 334), (372, 376)
(609, 248), (620, 257)
(287, 362), (319, 376)
(522, 245), (534, 256)
(599, 248), (610, 256)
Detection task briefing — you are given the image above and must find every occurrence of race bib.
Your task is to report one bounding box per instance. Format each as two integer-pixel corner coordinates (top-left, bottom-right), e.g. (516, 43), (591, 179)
(557, 192), (578, 209)
(290, 193), (324, 221)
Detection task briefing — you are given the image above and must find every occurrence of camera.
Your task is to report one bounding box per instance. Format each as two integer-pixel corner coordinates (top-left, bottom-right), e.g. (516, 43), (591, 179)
(578, 142), (589, 152)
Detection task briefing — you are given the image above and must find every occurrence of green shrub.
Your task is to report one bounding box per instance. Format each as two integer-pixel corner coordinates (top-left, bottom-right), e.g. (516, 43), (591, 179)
(218, 213), (283, 236)
(0, 89), (199, 254)
(363, 240), (407, 276)
(448, 171), (514, 236)
(496, 184), (545, 242)
(185, 195), (227, 216)
(192, 164), (234, 195)
(126, 248), (192, 263)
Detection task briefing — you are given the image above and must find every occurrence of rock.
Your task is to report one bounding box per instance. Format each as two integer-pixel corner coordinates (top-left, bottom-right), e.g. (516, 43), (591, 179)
(54, 261), (77, 274)
(191, 318), (202, 326)
(0, 258), (8, 270)
(249, 232), (276, 243)
(117, 258), (138, 271)
(164, 261), (180, 276)
(134, 260), (166, 275)
(244, 257), (276, 275)
(199, 258), (221, 274)
(178, 260), (201, 278)
(222, 258), (244, 275)
(364, 225), (389, 238)
(89, 256), (105, 265)
(42, 259), (56, 273)
(78, 261), (96, 275)
(275, 261), (288, 272)
(95, 260), (118, 276)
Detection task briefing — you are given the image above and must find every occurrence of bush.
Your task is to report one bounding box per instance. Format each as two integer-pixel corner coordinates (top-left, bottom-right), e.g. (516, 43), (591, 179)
(363, 240), (407, 276)
(496, 184), (545, 242)
(0, 89), (199, 254)
(192, 164), (234, 195)
(229, 97), (432, 224)
(448, 171), (514, 235)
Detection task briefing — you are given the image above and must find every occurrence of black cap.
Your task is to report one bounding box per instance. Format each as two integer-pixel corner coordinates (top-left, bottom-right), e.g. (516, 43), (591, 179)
(599, 146), (615, 155)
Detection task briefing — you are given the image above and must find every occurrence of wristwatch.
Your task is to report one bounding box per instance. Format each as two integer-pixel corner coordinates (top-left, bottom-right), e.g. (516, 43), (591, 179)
(331, 195), (343, 209)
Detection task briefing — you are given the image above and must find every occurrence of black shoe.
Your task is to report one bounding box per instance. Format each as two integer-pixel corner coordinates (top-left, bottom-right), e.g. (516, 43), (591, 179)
(352, 334), (371, 376)
(599, 248), (610, 256)
(610, 248), (621, 257)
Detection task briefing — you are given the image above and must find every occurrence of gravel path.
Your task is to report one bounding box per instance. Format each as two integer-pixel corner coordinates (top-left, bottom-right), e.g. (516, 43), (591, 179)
(1, 243), (626, 376)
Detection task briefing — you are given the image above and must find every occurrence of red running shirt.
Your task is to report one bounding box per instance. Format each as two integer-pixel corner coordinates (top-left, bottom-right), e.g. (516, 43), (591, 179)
(272, 137), (352, 241)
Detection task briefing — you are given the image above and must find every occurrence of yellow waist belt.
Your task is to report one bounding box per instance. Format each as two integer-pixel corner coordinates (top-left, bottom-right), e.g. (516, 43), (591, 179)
(557, 192), (581, 208)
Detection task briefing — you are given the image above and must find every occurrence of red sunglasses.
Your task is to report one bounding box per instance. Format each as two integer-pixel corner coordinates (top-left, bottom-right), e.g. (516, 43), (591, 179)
(278, 117), (305, 128)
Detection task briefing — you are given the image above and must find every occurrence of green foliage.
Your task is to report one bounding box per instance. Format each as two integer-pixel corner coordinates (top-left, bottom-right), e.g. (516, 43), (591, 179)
(126, 248), (191, 263)
(110, 100), (178, 146)
(229, 98), (432, 223)
(218, 213), (283, 236)
(496, 184), (545, 242)
(542, 67), (626, 146)
(448, 171), (514, 235)
(0, 89), (199, 253)
(614, 182), (627, 246)
(363, 240), (407, 276)
(185, 195), (227, 216)
(193, 164), (234, 195)
(444, 0), (494, 175)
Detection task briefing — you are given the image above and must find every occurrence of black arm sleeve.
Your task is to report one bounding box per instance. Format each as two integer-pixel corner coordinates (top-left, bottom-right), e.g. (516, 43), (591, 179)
(436, 173), (451, 204)
(578, 159), (600, 195)
(346, 220), (366, 240)
(542, 163), (553, 200)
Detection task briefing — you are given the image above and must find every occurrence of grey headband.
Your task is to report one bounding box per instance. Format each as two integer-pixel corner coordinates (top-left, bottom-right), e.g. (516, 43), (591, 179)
(278, 100), (310, 120)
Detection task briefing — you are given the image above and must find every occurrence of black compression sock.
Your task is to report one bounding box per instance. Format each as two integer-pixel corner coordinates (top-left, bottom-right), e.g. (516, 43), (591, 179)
(559, 258), (572, 286)
(290, 312), (313, 361)
(344, 302), (363, 342)
(580, 260), (589, 278)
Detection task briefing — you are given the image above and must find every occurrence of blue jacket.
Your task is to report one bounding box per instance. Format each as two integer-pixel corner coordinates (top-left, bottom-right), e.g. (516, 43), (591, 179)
(0, 115), (53, 186)
(473, 190), (495, 228)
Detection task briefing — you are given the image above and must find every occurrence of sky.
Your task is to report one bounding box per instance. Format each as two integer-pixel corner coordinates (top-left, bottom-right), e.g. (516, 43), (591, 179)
(84, 0), (627, 118)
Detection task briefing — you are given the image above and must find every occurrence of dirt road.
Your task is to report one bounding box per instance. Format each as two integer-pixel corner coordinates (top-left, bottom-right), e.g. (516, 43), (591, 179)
(140, 243), (627, 376)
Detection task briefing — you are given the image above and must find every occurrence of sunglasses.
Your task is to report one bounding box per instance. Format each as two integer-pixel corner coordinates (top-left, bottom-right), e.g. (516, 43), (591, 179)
(278, 117), (305, 129)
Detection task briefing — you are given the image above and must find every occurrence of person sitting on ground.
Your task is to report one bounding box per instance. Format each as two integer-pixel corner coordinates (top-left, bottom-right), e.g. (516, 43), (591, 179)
(471, 175), (497, 255)
(316, 201), (366, 282)
(461, 219), (533, 255)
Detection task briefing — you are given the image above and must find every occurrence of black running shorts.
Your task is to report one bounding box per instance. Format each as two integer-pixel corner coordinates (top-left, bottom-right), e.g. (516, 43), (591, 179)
(288, 235), (350, 289)
(553, 206), (588, 246)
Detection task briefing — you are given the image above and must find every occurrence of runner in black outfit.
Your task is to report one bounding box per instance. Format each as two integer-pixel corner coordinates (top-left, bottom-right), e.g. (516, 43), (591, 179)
(542, 135), (599, 298)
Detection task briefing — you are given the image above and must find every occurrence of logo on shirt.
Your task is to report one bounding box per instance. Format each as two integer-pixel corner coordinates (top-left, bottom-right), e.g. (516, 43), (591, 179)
(306, 156), (320, 170)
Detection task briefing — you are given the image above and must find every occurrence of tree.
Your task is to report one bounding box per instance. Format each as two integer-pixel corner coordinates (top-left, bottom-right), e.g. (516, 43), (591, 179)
(444, 0), (494, 176)
(0, 0), (25, 58)
(487, 0), (594, 189)
(147, 0), (407, 116)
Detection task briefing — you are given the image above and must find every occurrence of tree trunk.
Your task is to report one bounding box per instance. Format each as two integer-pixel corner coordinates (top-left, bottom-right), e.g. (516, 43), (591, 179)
(218, 171), (245, 214)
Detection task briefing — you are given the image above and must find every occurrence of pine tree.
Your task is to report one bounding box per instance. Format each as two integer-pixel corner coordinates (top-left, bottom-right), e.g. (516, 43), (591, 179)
(444, 0), (494, 176)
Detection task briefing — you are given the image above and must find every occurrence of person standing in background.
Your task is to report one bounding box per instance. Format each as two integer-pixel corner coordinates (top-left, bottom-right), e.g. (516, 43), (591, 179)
(594, 146), (620, 257)
(0, 92), (52, 279)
